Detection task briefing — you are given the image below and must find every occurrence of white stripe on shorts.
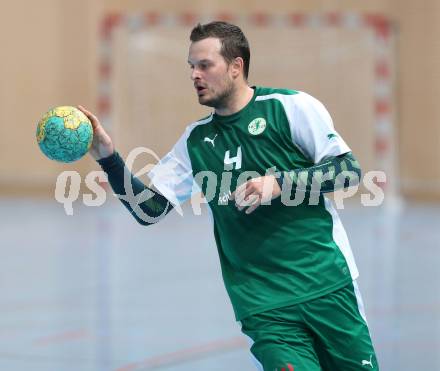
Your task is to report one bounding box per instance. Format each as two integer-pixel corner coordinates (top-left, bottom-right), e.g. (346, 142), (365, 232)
(353, 280), (369, 324)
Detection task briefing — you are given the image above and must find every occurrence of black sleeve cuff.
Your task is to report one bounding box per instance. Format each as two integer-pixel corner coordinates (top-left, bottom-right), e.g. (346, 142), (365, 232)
(97, 151), (124, 172)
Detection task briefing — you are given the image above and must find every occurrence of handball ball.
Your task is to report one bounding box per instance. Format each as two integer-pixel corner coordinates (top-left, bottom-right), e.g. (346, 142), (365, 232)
(36, 106), (93, 163)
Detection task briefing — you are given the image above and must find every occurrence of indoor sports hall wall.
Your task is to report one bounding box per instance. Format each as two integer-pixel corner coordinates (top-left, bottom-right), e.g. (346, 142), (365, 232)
(0, 0), (439, 201)
(0, 1), (94, 196)
(107, 16), (388, 189)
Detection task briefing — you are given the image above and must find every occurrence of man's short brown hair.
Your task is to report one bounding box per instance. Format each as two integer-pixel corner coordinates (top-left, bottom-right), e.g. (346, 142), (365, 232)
(190, 21), (250, 80)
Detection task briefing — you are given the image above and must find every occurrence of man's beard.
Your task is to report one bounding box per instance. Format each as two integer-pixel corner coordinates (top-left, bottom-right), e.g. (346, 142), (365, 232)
(200, 81), (235, 110)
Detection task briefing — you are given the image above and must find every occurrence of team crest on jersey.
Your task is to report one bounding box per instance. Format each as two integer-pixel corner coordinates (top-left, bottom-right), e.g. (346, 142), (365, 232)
(248, 117), (267, 135)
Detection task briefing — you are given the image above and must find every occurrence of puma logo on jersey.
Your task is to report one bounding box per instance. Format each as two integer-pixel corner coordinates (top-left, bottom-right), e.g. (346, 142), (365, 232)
(204, 134), (218, 147)
(361, 355), (373, 368)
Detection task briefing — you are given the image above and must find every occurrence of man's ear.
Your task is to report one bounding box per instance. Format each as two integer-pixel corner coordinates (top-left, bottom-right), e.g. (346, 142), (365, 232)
(231, 57), (244, 79)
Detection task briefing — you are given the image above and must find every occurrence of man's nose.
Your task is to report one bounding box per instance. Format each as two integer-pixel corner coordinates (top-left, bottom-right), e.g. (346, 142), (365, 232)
(191, 67), (201, 81)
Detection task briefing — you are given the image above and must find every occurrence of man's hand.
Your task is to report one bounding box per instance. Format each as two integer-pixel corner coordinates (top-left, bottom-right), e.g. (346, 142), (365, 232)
(77, 105), (114, 160)
(230, 175), (281, 214)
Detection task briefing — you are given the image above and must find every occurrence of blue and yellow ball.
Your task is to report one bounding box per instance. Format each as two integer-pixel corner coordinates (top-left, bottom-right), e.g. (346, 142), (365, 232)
(36, 106), (93, 163)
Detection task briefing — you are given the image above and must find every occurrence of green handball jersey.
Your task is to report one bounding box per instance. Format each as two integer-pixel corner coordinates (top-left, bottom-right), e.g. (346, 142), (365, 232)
(148, 87), (359, 320)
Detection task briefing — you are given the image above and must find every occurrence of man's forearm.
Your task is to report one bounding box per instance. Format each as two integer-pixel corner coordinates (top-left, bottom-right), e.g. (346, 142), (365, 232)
(278, 152), (361, 194)
(98, 152), (173, 225)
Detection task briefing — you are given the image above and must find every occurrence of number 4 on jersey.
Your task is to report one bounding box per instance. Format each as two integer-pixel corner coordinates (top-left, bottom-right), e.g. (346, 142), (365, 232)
(224, 146), (242, 170)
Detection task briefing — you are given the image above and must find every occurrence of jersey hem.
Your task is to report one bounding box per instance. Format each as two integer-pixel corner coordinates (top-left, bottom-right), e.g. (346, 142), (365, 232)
(235, 277), (353, 321)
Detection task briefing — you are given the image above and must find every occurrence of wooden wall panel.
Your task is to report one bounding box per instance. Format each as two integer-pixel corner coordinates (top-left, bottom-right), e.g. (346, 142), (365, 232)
(1, 0), (440, 200)
(393, 0), (440, 200)
(103, 0), (393, 14)
(0, 0), (95, 196)
(111, 25), (376, 177)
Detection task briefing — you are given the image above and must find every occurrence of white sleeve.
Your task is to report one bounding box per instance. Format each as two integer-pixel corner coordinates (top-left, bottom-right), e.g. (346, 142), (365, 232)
(147, 126), (199, 207)
(290, 92), (351, 163)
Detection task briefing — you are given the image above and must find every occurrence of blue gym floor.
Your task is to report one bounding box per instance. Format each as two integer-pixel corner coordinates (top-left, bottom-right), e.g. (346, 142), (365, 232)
(0, 198), (438, 370)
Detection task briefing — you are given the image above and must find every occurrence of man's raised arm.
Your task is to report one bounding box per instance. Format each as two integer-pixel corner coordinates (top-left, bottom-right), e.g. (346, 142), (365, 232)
(78, 105), (173, 225)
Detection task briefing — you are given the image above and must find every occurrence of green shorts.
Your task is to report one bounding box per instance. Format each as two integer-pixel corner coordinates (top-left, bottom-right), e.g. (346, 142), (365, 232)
(240, 281), (379, 371)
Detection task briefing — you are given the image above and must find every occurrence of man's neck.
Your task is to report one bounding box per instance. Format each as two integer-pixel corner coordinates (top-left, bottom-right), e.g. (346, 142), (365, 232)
(215, 85), (254, 116)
